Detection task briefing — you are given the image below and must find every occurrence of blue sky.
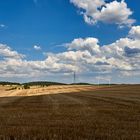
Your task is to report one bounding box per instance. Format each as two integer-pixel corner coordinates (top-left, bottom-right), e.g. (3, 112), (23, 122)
(0, 0), (140, 83)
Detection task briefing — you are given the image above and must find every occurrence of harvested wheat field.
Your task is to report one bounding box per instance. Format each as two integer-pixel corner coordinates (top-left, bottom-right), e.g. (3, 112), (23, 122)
(0, 85), (140, 140)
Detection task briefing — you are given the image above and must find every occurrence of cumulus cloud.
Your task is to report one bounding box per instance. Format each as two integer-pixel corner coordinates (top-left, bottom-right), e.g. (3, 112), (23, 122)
(66, 37), (100, 54)
(33, 45), (41, 50)
(70, 0), (135, 27)
(0, 44), (25, 59)
(124, 46), (140, 57)
(0, 26), (140, 83)
(129, 26), (140, 39)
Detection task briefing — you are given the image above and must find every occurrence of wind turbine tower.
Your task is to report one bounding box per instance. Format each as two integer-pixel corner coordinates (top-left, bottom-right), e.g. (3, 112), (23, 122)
(73, 71), (76, 84)
(73, 59), (77, 84)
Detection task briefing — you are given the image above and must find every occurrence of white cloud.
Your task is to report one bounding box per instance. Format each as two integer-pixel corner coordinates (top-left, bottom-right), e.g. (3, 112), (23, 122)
(0, 26), (140, 83)
(70, 0), (135, 27)
(33, 45), (41, 50)
(66, 37), (100, 54)
(129, 26), (140, 39)
(0, 44), (25, 59)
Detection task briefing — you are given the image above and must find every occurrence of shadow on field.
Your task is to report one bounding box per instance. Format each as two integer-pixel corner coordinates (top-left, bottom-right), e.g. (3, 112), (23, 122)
(0, 85), (140, 140)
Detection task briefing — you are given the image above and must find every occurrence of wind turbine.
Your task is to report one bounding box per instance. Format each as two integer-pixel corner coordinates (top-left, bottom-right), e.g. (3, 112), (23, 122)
(97, 68), (111, 87)
(98, 71), (100, 86)
(73, 71), (76, 84)
(73, 59), (77, 84)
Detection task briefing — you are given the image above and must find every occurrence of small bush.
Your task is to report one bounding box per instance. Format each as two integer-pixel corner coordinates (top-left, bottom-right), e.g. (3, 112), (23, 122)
(23, 85), (30, 89)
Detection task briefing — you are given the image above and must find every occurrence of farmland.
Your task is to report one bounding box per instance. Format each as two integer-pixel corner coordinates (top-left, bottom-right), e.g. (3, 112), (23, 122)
(0, 85), (140, 139)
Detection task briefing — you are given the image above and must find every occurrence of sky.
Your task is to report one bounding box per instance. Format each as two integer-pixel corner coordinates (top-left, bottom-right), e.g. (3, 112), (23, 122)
(0, 0), (140, 84)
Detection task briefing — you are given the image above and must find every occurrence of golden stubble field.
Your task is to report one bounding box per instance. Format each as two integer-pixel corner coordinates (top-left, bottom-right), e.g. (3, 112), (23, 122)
(0, 85), (140, 140)
(0, 85), (104, 97)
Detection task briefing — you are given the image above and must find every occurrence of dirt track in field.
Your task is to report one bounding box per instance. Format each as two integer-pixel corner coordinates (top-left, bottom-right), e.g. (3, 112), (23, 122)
(0, 85), (140, 139)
